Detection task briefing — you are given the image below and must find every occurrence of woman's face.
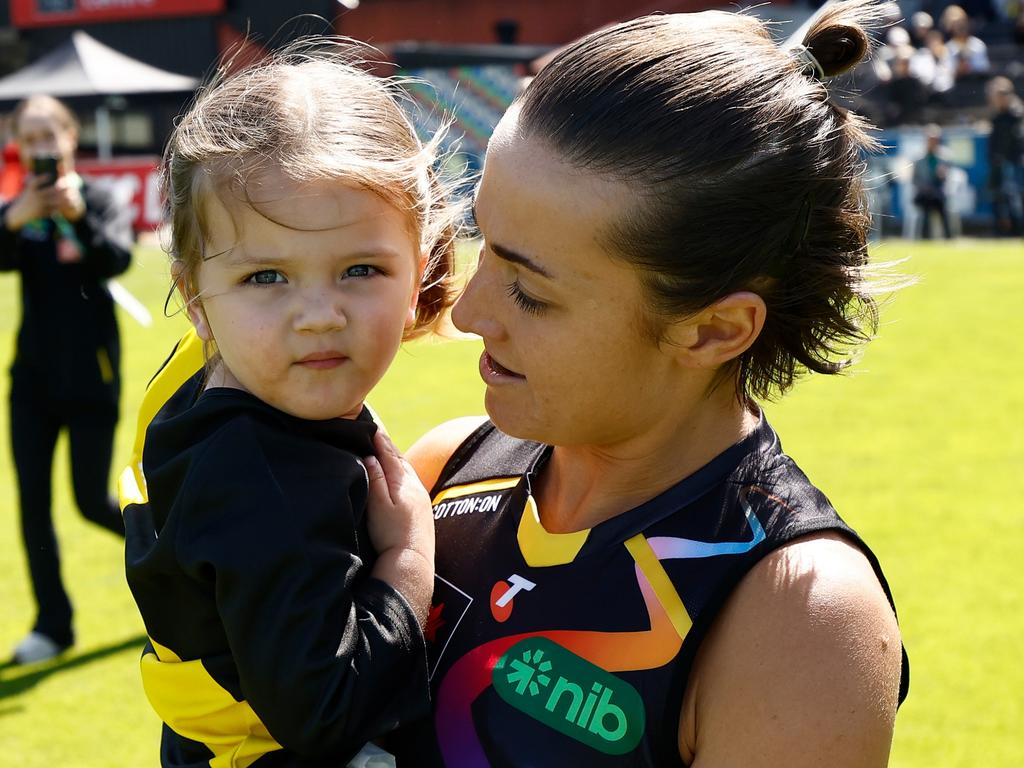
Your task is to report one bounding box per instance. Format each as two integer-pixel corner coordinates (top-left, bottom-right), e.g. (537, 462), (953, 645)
(452, 112), (684, 447)
(16, 107), (77, 172)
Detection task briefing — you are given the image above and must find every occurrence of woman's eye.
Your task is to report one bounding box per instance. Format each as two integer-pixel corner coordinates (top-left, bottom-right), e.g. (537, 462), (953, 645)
(246, 270), (285, 285)
(344, 264), (379, 279)
(506, 280), (547, 316)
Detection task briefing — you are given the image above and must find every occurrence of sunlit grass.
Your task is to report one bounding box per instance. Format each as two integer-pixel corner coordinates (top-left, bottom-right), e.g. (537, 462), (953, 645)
(0, 239), (1020, 765)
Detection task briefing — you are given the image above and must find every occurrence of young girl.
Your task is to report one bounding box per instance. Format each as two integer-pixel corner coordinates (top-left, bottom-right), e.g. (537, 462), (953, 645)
(122, 44), (459, 767)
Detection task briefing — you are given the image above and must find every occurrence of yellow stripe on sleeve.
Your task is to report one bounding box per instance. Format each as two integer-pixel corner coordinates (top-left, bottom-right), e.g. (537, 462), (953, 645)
(118, 329), (204, 508)
(141, 637), (282, 768)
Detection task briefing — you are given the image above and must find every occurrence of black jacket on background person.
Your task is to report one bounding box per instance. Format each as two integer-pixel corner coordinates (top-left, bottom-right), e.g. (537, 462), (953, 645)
(989, 108), (1023, 185)
(0, 182), (133, 405)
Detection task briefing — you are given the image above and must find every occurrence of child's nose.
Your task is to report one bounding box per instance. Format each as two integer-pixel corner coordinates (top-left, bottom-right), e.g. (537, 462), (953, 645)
(294, 287), (347, 333)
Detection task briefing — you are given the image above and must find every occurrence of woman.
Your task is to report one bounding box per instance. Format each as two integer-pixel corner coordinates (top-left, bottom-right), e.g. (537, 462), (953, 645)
(394, 2), (909, 766)
(1, 95), (132, 664)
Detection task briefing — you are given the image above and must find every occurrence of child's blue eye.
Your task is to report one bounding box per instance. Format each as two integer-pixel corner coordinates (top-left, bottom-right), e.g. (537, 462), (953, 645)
(344, 265), (379, 279)
(246, 270), (286, 285)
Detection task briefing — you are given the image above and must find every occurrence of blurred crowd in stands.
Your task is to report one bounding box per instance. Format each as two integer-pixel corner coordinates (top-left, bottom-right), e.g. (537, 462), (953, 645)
(857, 0), (1022, 127)
(837, 0), (1023, 236)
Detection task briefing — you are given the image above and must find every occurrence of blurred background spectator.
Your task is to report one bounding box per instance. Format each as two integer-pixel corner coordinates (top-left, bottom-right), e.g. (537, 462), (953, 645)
(941, 5), (990, 76)
(913, 125), (956, 238)
(987, 75), (1024, 234)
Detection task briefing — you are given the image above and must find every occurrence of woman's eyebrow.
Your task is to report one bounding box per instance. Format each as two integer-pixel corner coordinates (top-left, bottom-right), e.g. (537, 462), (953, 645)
(490, 243), (555, 279)
(473, 202), (554, 279)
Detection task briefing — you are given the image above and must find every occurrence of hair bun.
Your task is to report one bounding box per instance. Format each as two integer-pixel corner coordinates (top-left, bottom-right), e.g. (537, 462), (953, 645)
(794, 0), (881, 79)
(805, 23), (869, 77)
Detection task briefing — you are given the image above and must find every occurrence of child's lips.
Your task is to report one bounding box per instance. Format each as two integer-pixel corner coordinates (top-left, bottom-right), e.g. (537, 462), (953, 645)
(296, 351), (347, 370)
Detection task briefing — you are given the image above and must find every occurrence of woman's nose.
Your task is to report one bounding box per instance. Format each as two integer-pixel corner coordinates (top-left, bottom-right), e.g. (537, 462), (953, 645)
(451, 265), (503, 340)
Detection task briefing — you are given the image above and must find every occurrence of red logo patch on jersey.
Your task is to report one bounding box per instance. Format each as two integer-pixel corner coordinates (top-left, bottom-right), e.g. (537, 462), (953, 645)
(490, 574), (537, 622)
(490, 582), (513, 622)
(426, 575), (473, 680)
(425, 602), (445, 642)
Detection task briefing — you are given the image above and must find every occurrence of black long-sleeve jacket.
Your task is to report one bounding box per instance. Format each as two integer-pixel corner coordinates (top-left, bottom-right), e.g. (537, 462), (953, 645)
(124, 375), (430, 767)
(0, 182), (132, 405)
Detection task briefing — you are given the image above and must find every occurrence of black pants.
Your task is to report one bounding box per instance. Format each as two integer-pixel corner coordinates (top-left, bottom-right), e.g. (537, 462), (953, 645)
(916, 200), (952, 239)
(10, 385), (124, 646)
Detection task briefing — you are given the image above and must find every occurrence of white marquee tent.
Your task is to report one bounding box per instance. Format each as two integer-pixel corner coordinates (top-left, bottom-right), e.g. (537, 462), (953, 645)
(0, 30), (198, 157)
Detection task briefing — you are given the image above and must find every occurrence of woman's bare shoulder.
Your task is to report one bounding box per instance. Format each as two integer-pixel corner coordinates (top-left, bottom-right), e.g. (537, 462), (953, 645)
(405, 416), (489, 491)
(681, 532), (902, 767)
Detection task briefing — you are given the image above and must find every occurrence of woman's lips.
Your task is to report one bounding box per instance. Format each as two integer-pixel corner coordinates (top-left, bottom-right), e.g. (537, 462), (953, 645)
(480, 350), (525, 381)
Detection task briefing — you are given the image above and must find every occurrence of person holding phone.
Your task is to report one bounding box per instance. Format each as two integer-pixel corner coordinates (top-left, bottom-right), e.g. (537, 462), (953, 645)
(0, 94), (133, 665)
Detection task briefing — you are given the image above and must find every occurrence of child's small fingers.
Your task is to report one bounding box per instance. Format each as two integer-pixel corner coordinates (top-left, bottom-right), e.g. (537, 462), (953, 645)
(372, 430), (404, 493)
(363, 455), (387, 493)
(373, 427), (399, 459)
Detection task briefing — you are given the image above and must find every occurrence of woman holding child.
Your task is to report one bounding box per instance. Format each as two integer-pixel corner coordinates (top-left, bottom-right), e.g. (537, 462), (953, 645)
(124, 1), (908, 765)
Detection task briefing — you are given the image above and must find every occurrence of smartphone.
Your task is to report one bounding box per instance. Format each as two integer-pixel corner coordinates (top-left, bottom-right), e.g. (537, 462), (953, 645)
(32, 155), (59, 187)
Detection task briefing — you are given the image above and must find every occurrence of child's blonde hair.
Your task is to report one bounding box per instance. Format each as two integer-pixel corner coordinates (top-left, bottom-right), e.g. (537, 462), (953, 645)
(164, 39), (461, 338)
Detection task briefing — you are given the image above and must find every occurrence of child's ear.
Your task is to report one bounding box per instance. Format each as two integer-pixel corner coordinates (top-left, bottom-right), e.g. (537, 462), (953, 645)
(661, 291), (767, 370)
(171, 260), (213, 342)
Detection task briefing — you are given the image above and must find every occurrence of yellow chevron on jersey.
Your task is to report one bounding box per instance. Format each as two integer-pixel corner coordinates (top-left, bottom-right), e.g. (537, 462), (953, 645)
(118, 329), (204, 508)
(516, 494), (588, 567)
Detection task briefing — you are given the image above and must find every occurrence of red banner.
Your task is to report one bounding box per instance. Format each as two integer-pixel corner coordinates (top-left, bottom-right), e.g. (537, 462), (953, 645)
(77, 156), (162, 231)
(11, 0), (225, 28)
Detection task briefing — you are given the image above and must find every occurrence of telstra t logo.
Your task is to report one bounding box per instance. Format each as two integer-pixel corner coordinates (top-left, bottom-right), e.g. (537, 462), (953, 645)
(490, 574), (535, 622)
(492, 637), (645, 755)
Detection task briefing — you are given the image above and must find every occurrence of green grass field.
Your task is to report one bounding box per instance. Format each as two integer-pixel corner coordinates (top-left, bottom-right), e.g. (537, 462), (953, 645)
(0, 239), (1020, 765)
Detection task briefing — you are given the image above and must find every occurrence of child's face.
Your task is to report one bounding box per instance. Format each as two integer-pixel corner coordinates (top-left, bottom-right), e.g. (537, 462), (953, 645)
(188, 168), (421, 420)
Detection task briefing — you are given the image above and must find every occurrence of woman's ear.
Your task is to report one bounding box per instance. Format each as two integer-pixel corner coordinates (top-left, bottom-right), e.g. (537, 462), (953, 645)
(171, 260), (213, 342)
(663, 291), (767, 369)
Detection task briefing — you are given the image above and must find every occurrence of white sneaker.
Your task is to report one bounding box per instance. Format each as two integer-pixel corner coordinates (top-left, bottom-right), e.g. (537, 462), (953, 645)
(11, 631), (70, 665)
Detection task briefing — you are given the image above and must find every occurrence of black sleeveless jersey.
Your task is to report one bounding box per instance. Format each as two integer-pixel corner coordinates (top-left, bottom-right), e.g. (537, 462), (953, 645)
(394, 416), (909, 767)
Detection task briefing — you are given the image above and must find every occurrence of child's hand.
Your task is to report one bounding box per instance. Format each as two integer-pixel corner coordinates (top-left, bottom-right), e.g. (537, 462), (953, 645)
(364, 429), (435, 625)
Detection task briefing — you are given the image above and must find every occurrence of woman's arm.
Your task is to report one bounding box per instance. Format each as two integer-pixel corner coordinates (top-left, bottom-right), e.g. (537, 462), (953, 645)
(680, 533), (903, 767)
(73, 184), (133, 278)
(0, 177), (52, 270)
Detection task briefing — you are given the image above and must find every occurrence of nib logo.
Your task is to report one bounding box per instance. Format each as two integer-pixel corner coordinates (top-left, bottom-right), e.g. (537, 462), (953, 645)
(493, 637), (645, 755)
(505, 647), (553, 696)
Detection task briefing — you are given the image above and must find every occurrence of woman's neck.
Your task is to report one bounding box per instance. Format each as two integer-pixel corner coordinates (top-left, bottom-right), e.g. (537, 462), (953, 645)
(534, 391), (758, 534)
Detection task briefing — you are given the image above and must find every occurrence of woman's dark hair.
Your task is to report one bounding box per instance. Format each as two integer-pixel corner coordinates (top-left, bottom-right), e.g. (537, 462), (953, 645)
(516, 0), (887, 401)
